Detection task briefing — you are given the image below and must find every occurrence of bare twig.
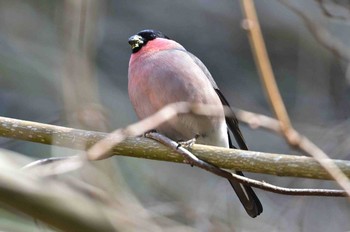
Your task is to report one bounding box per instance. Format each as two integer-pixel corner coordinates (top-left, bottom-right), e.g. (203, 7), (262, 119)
(235, 109), (282, 133)
(239, 0), (293, 140)
(146, 132), (346, 197)
(240, 0), (350, 197)
(237, 109), (350, 197)
(279, 0), (350, 61)
(23, 156), (83, 176)
(315, 0), (350, 20)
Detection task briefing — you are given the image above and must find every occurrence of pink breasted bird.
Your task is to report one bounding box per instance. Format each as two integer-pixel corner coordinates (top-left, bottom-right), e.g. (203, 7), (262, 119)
(127, 29), (262, 217)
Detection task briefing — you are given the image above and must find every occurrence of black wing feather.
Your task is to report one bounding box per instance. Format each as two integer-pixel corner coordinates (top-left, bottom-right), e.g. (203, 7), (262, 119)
(185, 50), (263, 217)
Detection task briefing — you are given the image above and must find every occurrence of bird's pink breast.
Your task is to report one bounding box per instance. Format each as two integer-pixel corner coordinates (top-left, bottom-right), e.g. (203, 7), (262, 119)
(128, 38), (186, 114)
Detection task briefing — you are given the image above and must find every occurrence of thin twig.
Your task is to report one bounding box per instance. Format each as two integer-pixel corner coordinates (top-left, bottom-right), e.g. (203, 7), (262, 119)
(23, 156), (83, 176)
(315, 0), (350, 20)
(146, 132), (346, 197)
(239, 0), (293, 140)
(279, 0), (350, 61)
(235, 108), (282, 133)
(240, 0), (350, 198)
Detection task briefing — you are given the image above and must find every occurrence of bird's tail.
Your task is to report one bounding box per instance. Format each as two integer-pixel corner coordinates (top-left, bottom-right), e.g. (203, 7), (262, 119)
(228, 171), (263, 218)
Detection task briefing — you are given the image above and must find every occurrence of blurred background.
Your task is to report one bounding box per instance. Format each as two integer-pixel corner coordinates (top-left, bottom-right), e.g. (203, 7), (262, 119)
(0, 0), (350, 231)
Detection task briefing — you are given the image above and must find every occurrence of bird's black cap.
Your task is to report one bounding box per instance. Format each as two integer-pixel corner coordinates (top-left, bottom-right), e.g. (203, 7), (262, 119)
(128, 29), (169, 53)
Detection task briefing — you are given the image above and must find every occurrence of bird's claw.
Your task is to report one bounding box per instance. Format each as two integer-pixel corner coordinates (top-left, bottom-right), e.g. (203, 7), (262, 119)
(143, 129), (157, 137)
(177, 138), (196, 148)
(177, 134), (199, 149)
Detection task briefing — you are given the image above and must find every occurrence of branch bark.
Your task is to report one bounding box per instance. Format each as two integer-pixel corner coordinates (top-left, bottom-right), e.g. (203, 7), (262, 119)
(1, 116), (350, 180)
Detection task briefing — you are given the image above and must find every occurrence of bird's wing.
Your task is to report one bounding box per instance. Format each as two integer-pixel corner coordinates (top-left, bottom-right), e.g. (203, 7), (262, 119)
(185, 51), (262, 217)
(185, 51), (248, 150)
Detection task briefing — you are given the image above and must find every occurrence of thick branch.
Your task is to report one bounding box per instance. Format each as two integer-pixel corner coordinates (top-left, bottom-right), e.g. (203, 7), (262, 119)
(1, 116), (350, 180)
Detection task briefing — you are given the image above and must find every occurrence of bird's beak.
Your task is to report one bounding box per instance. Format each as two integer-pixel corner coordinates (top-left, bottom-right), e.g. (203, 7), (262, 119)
(128, 35), (144, 49)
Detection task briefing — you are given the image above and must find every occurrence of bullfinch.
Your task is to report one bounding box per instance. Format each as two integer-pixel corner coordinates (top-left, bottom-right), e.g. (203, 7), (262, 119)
(127, 29), (262, 218)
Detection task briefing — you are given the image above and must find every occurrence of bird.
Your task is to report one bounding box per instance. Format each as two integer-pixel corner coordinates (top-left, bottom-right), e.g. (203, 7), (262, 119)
(127, 29), (262, 218)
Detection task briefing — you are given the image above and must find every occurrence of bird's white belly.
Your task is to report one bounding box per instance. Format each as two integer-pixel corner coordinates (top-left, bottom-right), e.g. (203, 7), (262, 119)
(156, 114), (229, 148)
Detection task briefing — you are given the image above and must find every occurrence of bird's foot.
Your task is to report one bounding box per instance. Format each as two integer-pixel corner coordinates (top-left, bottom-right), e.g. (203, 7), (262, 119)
(177, 134), (199, 149)
(143, 129), (157, 137)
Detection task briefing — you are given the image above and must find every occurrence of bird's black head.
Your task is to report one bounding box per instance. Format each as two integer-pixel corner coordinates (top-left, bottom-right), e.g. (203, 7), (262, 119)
(128, 29), (169, 53)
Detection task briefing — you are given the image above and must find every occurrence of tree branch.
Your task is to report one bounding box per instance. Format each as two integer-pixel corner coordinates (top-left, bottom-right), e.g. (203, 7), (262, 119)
(1, 116), (350, 180)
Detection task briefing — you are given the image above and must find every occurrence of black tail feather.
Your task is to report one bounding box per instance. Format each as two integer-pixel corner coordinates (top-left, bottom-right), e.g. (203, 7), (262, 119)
(228, 171), (263, 218)
(214, 89), (263, 217)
